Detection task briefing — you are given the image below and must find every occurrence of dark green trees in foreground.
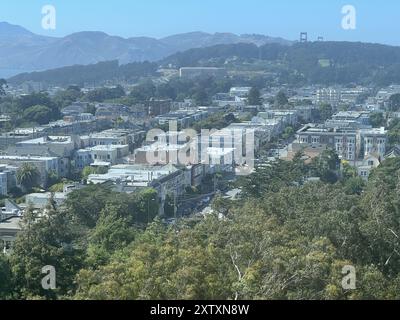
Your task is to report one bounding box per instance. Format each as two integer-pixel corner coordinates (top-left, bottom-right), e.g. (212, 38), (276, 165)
(2, 157), (400, 300)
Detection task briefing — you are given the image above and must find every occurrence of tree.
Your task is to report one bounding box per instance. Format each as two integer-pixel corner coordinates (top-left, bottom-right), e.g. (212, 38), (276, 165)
(129, 80), (156, 102)
(282, 126), (294, 140)
(310, 149), (340, 183)
(193, 88), (209, 106)
(86, 85), (125, 102)
(53, 86), (83, 109)
(85, 202), (139, 267)
(16, 163), (40, 191)
(10, 203), (84, 299)
(318, 103), (334, 121)
(247, 87), (261, 105)
(389, 94), (400, 112)
(0, 254), (12, 299)
(370, 112), (386, 127)
(85, 104), (96, 115)
(22, 105), (53, 125)
(275, 91), (288, 107)
(0, 79), (7, 96)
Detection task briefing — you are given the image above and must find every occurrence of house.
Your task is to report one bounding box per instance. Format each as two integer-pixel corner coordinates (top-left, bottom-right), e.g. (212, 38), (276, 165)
(8, 135), (78, 157)
(230, 87), (252, 98)
(24, 183), (82, 209)
(80, 129), (135, 148)
(74, 144), (129, 169)
(354, 156), (381, 180)
(283, 143), (328, 164)
(0, 216), (22, 254)
(385, 146), (400, 159)
(95, 103), (130, 120)
(87, 163), (193, 215)
(0, 165), (17, 196)
(0, 199), (22, 221)
(0, 155), (61, 187)
(62, 102), (90, 116)
(296, 124), (387, 162)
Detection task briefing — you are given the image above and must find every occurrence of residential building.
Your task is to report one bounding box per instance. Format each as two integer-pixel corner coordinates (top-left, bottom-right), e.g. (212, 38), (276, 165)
(0, 216), (22, 254)
(230, 87), (252, 98)
(0, 155), (61, 186)
(74, 144), (129, 169)
(296, 124), (387, 161)
(62, 102), (90, 116)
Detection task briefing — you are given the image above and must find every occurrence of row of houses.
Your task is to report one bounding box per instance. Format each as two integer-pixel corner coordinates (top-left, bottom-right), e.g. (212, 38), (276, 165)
(0, 129), (146, 191)
(294, 111), (388, 180)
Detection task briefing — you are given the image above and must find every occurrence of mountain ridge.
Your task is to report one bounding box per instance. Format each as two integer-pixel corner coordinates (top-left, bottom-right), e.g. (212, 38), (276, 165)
(9, 41), (400, 87)
(0, 21), (292, 78)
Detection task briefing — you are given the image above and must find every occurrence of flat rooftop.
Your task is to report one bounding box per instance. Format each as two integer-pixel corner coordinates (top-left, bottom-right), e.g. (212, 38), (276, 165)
(0, 216), (22, 231)
(17, 136), (73, 145)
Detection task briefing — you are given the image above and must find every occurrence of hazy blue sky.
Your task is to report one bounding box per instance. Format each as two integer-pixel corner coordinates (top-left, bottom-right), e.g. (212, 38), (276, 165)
(0, 0), (399, 45)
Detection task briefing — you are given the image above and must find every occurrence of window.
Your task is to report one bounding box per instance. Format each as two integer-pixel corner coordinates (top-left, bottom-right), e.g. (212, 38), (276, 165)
(311, 137), (319, 144)
(368, 160), (374, 166)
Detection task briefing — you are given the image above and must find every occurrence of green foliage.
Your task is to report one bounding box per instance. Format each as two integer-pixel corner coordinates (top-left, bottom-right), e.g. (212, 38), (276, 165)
(16, 163), (40, 191)
(22, 105), (53, 125)
(282, 126), (294, 140)
(309, 149), (340, 184)
(10, 204), (84, 299)
(9, 61), (158, 87)
(2, 185), (160, 300)
(317, 103), (334, 122)
(388, 118), (400, 146)
(0, 79), (7, 96)
(162, 42), (400, 85)
(2, 92), (63, 128)
(370, 112), (386, 127)
(389, 94), (400, 112)
(53, 86), (83, 109)
(247, 87), (261, 105)
(275, 91), (288, 107)
(128, 77), (233, 106)
(192, 112), (238, 131)
(86, 85), (125, 102)
(0, 255), (12, 299)
(5, 153), (400, 300)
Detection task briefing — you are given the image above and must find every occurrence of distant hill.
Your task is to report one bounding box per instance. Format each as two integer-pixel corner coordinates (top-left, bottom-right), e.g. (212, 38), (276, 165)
(9, 41), (400, 87)
(161, 41), (400, 85)
(0, 22), (292, 77)
(8, 60), (159, 87)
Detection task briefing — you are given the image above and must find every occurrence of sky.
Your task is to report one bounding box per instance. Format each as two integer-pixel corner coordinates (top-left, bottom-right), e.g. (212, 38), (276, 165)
(0, 0), (399, 45)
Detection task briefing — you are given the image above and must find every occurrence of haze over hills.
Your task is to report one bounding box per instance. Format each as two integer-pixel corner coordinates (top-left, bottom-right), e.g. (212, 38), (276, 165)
(9, 40), (400, 87)
(0, 22), (292, 78)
